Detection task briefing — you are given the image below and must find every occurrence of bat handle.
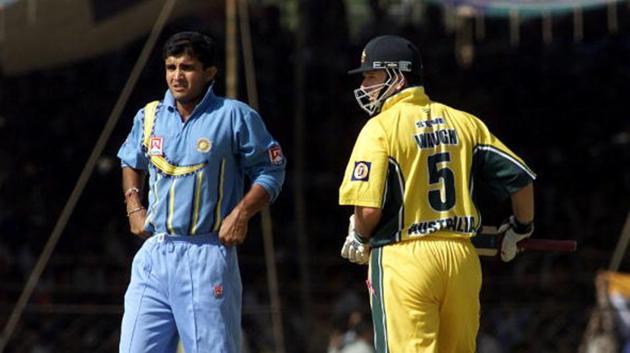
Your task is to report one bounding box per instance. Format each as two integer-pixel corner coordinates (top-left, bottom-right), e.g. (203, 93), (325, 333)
(517, 239), (577, 252)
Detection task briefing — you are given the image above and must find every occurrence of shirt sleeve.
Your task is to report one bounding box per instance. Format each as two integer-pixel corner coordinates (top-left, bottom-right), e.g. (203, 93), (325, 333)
(234, 107), (286, 202)
(117, 108), (149, 170)
(471, 116), (536, 200)
(339, 119), (389, 208)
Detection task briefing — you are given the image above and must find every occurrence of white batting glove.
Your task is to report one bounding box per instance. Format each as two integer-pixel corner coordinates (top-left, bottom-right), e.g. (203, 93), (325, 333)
(341, 215), (370, 265)
(499, 216), (534, 262)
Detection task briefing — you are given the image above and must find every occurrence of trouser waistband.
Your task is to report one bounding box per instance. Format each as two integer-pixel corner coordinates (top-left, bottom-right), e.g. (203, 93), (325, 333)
(147, 232), (220, 245)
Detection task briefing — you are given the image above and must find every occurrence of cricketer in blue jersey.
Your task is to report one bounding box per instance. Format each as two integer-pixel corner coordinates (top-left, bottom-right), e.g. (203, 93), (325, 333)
(116, 32), (286, 353)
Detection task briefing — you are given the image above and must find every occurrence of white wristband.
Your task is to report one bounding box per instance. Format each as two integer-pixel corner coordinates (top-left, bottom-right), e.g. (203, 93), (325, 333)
(124, 187), (140, 198)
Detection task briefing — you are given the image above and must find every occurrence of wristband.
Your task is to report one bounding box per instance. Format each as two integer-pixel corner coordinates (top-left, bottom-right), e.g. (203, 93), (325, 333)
(127, 207), (145, 217)
(510, 217), (533, 234)
(354, 232), (368, 244)
(124, 187), (141, 198)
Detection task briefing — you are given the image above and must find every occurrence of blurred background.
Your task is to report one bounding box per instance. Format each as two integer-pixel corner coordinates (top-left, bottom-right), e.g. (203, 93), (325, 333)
(0, 0), (629, 352)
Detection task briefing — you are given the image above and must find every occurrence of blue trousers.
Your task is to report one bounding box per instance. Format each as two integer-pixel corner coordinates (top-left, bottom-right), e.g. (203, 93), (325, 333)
(119, 233), (242, 353)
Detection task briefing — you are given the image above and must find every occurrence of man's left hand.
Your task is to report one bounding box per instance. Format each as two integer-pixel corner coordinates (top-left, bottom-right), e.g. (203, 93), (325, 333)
(219, 207), (250, 246)
(499, 216), (534, 262)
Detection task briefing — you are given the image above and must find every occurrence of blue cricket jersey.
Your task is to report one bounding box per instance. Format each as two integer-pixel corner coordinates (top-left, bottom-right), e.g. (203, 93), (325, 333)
(117, 86), (286, 236)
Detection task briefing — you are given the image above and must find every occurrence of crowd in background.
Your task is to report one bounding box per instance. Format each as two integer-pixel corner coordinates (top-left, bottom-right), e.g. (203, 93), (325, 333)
(1, 1), (630, 352)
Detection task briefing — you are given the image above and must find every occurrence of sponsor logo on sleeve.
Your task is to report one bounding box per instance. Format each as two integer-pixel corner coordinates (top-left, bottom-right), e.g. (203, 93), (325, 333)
(268, 145), (284, 166)
(351, 161), (371, 181)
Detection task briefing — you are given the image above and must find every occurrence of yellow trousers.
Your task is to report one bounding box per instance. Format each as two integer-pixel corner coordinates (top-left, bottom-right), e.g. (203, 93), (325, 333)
(368, 236), (481, 353)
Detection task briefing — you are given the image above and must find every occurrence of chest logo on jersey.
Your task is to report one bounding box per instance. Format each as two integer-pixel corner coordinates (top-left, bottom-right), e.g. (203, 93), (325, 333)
(148, 136), (164, 156)
(351, 161), (371, 181)
(196, 138), (212, 153)
(268, 145), (285, 166)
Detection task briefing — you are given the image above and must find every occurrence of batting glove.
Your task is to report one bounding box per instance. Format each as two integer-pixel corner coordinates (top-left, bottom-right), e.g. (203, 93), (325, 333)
(341, 215), (370, 265)
(499, 216), (534, 262)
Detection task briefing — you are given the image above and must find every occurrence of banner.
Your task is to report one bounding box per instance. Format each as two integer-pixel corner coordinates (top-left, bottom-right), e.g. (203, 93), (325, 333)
(0, 0), (212, 75)
(430, 0), (623, 17)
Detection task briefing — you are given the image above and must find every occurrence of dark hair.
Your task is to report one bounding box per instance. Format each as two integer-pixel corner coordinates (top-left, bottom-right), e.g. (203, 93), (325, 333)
(162, 31), (216, 68)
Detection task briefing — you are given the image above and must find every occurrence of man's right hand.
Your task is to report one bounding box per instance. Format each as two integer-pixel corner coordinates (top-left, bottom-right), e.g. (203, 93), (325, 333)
(121, 167), (150, 239)
(128, 208), (149, 238)
(340, 215), (370, 265)
(125, 189), (149, 238)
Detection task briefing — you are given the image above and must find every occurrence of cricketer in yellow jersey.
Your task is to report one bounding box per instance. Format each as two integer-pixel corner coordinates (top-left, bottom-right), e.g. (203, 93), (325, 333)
(339, 35), (536, 353)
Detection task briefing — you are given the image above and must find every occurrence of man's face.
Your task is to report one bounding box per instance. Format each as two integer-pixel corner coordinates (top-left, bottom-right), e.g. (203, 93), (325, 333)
(164, 54), (216, 104)
(360, 70), (387, 101)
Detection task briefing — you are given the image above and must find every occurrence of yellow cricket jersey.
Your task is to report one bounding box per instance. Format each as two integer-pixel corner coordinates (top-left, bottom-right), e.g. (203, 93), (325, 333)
(339, 86), (535, 247)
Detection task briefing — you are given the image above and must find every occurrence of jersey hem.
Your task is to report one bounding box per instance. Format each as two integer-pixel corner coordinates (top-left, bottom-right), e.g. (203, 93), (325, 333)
(339, 199), (382, 208)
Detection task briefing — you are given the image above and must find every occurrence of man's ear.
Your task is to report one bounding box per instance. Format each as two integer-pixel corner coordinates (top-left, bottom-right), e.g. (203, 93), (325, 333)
(205, 66), (218, 82)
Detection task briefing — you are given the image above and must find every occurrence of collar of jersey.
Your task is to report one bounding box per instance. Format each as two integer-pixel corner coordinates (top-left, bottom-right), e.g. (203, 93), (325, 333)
(162, 84), (216, 115)
(380, 86), (430, 113)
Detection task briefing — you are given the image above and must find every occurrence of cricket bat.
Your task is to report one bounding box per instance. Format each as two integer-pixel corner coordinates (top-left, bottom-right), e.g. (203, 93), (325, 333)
(472, 226), (577, 257)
